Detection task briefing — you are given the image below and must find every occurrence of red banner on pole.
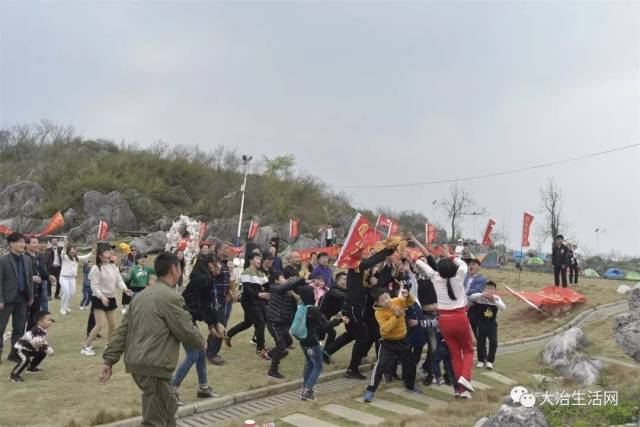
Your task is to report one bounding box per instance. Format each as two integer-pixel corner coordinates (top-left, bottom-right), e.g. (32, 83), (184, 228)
(425, 223), (437, 244)
(482, 219), (496, 246)
(0, 224), (13, 236)
(289, 218), (300, 240)
(35, 211), (65, 237)
(335, 213), (381, 269)
(248, 220), (259, 240)
(521, 212), (534, 247)
(97, 220), (109, 241)
(387, 220), (399, 238)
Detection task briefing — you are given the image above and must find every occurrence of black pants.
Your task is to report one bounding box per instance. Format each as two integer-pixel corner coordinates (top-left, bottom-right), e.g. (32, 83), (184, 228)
(477, 322), (498, 363)
(0, 302), (27, 358)
(326, 305), (377, 372)
(420, 325), (438, 374)
(268, 322), (291, 372)
(367, 339), (416, 393)
(227, 301), (266, 351)
(27, 289), (43, 331)
(467, 306), (482, 341)
(569, 264), (579, 284)
(12, 348), (46, 376)
(554, 266), (568, 287)
(320, 325), (337, 349)
(49, 266), (61, 298)
(87, 308), (95, 336)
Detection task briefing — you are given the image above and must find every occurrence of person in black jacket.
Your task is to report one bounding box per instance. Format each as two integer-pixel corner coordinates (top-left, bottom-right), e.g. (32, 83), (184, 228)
(26, 237), (52, 330)
(324, 246), (396, 379)
(551, 235), (571, 287)
(318, 272), (347, 349)
(171, 253), (225, 405)
(266, 274), (306, 379)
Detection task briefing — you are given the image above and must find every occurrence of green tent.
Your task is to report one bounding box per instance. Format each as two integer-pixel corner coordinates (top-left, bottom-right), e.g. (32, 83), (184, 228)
(584, 268), (600, 278)
(625, 271), (640, 281)
(527, 257), (544, 266)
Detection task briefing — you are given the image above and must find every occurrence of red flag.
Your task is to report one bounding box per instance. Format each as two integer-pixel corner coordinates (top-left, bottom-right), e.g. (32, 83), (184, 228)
(97, 220), (109, 241)
(289, 218), (300, 240)
(35, 211), (65, 237)
(425, 223), (437, 244)
(387, 220), (399, 238)
(375, 214), (399, 238)
(521, 212), (534, 247)
(0, 224), (13, 236)
(375, 214), (390, 231)
(335, 213), (380, 268)
(198, 222), (208, 240)
(482, 219), (496, 246)
(248, 220), (259, 240)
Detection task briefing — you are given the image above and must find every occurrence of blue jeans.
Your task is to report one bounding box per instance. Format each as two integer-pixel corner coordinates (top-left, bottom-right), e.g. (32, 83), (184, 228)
(206, 295), (233, 358)
(80, 286), (92, 307)
(172, 345), (208, 388)
(40, 282), (49, 311)
(302, 344), (323, 391)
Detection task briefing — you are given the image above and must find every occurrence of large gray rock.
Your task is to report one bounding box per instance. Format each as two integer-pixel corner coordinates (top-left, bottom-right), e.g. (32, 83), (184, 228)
(63, 208), (80, 231)
(483, 402), (550, 427)
(68, 217), (99, 242)
(543, 327), (589, 366)
(130, 231), (168, 254)
(83, 191), (137, 230)
(542, 327), (602, 385)
(290, 235), (320, 250)
(613, 284), (640, 362)
(0, 181), (45, 218)
(252, 225), (275, 249)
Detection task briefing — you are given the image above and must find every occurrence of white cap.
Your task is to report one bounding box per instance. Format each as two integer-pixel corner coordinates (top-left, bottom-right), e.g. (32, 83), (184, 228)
(458, 239), (463, 243)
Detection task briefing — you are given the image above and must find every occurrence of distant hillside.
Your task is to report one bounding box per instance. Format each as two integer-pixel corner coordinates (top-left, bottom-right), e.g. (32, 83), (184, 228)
(0, 121), (430, 239)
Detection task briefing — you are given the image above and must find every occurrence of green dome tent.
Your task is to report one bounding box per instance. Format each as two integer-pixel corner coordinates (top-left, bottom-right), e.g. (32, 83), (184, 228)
(527, 257), (544, 266)
(480, 251), (500, 269)
(584, 268), (600, 278)
(625, 271), (640, 281)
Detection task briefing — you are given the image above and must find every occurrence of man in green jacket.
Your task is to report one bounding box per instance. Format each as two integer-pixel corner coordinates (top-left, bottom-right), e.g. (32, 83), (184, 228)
(100, 252), (205, 427)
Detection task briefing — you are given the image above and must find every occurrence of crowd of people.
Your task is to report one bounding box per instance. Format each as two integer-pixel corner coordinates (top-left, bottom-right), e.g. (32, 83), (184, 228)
(0, 228), (513, 426)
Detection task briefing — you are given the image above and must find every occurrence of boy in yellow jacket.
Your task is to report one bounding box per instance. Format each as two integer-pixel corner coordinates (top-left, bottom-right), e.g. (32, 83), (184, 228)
(363, 285), (422, 402)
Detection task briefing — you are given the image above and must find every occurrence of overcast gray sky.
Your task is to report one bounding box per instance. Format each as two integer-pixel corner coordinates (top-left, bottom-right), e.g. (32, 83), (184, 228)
(1, 1), (638, 256)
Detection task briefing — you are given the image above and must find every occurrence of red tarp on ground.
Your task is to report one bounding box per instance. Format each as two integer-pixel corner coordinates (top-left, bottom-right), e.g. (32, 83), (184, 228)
(540, 285), (587, 304)
(507, 285), (586, 308)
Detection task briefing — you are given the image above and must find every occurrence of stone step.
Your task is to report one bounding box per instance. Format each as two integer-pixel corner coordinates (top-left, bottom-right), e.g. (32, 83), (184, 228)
(321, 404), (384, 425)
(281, 413), (342, 427)
(426, 384), (456, 396)
(386, 388), (448, 406)
(471, 379), (494, 390)
(481, 371), (518, 385)
(598, 356), (639, 370)
(354, 397), (423, 415)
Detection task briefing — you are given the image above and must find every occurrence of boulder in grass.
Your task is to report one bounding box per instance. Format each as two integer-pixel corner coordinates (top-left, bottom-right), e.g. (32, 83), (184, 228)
(483, 401), (550, 427)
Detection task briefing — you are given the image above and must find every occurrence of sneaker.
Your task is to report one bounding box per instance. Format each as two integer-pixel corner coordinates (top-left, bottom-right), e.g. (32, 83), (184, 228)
(485, 362), (494, 370)
(404, 386), (423, 395)
(121, 308), (127, 314)
(454, 392), (461, 399)
(223, 336), (232, 348)
(423, 374), (434, 386)
(60, 309), (67, 315)
(435, 377), (444, 386)
(207, 355), (225, 366)
(174, 391), (185, 406)
(267, 371), (285, 380)
(301, 389), (314, 401)
(257, 349), (271, 360)
(79, 306), (85, 310)
(306, 390), (317, 401)
(476, 362), (486, 369)
(345, 369), (367, 380)
(10, 373), (24, 383)
(457, 376), (475, 393)
(363, 390), (374, 403)
(460, 391), (472, 399)
(197, 386), (219, 398)
(80, 346), (96, 356)
(26, 367), (43, 374)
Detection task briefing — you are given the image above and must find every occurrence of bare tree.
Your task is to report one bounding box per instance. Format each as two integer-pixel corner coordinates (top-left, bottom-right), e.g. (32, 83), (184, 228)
(440, 183), (475, 242)
(539, 178), (564, 240)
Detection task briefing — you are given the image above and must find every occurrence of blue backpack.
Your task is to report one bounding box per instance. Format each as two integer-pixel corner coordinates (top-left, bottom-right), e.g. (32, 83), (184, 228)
(290, 304), (309, 341)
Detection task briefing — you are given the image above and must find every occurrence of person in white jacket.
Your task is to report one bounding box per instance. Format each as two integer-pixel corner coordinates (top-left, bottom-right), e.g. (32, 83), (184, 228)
(409, 233), (475, 400)
(59, 245), (93, 315)
(81, 244), (132, 356)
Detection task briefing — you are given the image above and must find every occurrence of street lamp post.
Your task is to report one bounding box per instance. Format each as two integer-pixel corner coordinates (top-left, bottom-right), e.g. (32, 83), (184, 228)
(594, 228), (607, 255)
(236, 155), (252, 245)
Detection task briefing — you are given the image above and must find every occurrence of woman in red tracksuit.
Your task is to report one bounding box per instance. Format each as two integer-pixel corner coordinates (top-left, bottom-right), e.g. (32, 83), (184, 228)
(410, 235), (474, 399)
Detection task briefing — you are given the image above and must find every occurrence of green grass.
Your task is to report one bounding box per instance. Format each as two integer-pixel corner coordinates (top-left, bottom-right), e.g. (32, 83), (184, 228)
(0, 269), (633, 426)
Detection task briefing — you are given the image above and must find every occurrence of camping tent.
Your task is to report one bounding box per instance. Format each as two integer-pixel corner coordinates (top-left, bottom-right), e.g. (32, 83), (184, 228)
(481, 251), (500, 269)
(527, 257), (544, 266)
(538, 253), (550, 262)
(604, 268), (625, 279)
(583, 268), (600, 278)
(511, 250), (525, 261)
(625, 271), (640, 281)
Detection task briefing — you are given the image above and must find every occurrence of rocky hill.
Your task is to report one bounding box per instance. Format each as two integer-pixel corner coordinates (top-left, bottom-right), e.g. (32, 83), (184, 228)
(0, 122), (433, 246)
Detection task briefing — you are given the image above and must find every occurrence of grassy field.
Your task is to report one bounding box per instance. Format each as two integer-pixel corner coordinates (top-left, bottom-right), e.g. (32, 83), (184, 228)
(0, 269), (634, 426)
